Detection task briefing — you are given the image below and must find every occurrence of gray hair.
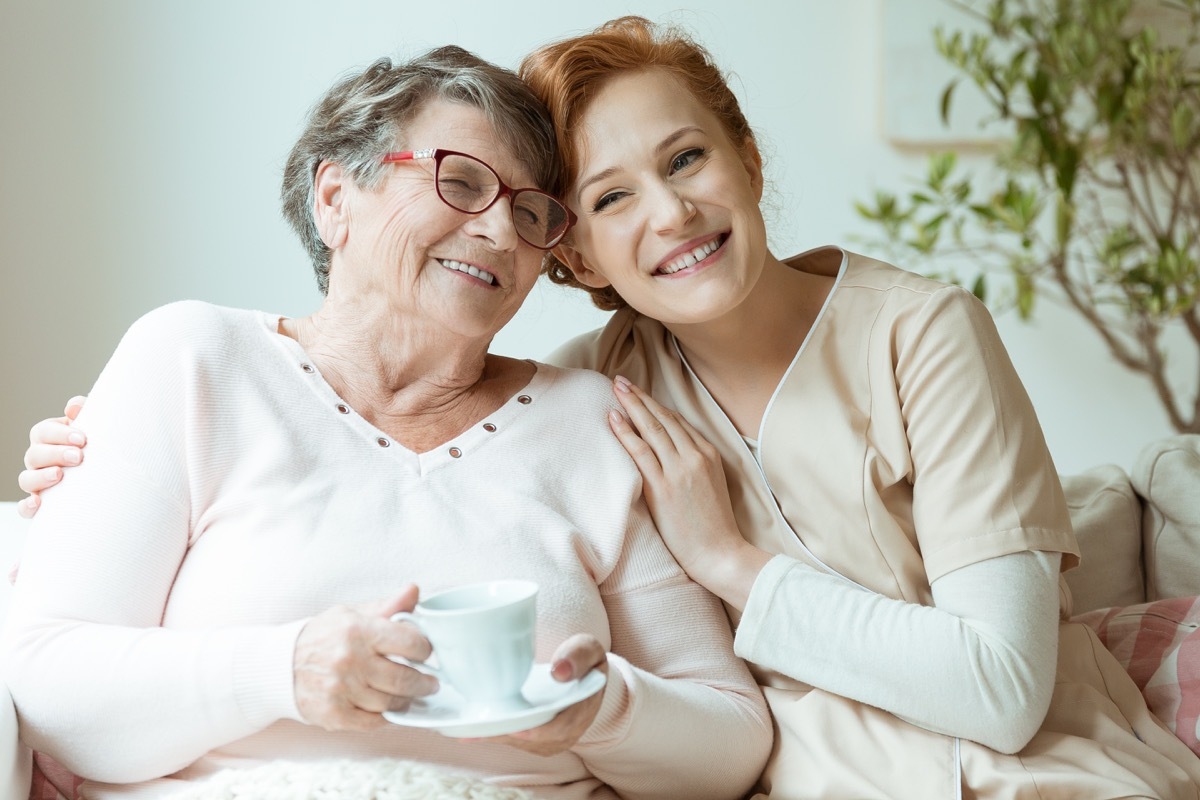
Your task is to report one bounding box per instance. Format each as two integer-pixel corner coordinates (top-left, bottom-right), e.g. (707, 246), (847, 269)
(280, 46), (562, 294)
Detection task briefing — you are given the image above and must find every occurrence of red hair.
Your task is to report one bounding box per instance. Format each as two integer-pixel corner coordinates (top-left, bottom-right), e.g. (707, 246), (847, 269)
(520, 16), (758, 311)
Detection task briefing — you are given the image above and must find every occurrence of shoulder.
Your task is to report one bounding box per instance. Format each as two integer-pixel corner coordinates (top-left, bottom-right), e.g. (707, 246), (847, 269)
(830, 250), (992, 334)
(546, 327), (609, 371)
(527, 362), (640, 467)
(101, 302), (272, 391)
(123, 301), (258, 346)
(545, 308), (669, 382)
(544, 308), (638, 373)
(837, 249), (956, 299)
(532, 362), (618, 412)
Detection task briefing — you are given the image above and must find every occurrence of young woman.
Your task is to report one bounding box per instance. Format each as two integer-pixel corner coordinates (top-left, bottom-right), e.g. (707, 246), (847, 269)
(517, 16), (1200, 799)
(19, 16), (1200, 799)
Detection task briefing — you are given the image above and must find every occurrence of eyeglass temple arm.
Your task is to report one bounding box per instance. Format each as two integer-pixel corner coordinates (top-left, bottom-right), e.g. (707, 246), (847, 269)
(381, 149), (436, 163)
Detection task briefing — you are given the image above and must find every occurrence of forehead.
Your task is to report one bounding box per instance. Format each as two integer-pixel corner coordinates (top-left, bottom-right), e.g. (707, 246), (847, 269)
(574, 70), (726, 169)
(404, 98), (536, 187)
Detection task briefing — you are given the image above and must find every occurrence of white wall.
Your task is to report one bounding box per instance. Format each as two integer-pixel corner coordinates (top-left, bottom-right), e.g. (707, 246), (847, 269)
(0, 0), (1186, 500)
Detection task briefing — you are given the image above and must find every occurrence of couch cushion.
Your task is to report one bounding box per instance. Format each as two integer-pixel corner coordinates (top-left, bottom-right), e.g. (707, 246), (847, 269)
(1132, 435), (1200, 602)
(1060, 465), (1146, 614)
(1074, 595), (1200, 758)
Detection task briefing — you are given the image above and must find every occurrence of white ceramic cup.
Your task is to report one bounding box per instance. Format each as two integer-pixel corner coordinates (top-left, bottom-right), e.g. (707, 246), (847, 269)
(392, 580), (538, 715)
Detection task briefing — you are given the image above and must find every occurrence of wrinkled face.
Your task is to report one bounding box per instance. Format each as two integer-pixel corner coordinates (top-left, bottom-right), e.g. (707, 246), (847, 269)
(326, 99), (546, 341)
(561, 69), (767, 327)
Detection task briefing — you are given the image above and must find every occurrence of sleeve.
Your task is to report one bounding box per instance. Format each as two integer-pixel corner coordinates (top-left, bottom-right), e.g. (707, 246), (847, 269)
(736, 550), (1061, 753)
(572, 499), (771, 799)
(896, 286), (1078, 580)
(735, 285), (1072, 750)
(544, 309), (639, 377)
(545, 329), (605, 371)
(0, 304), (304, 784)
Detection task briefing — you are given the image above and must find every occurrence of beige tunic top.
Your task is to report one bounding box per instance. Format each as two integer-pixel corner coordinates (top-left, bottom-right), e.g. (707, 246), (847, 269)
(551, 247), (1200, 799)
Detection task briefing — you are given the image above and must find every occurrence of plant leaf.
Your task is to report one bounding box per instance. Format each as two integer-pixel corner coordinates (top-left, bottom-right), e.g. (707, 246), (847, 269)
(941, 79), (960, 126)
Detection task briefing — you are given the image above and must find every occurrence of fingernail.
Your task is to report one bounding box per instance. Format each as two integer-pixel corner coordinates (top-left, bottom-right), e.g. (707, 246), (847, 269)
(614, 375), (631, 393)
(68, 432), (86, 446)
(64, 449), (81, 465)
(608, 409), (624, 426)
(552, 659), (573, 681)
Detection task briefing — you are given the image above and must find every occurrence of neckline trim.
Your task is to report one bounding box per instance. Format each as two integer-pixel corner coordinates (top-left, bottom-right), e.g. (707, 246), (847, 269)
(261, 312), (549, 473)
(672, 246), (849, 449)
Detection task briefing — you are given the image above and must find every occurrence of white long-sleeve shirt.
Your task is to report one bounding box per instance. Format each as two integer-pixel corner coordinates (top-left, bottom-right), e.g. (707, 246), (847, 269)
(735, 549), (1061, 754)
(1, 301), (770, 800)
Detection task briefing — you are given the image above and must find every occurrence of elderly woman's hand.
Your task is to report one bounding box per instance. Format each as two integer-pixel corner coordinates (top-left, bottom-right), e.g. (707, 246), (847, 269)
(293, 585), (441, 731)
(17, 396), (88, 519)
(474, 633), (608, 756)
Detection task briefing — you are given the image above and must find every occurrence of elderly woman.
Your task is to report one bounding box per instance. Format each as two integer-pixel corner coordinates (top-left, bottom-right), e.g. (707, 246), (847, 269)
(0, 46), (770, 799)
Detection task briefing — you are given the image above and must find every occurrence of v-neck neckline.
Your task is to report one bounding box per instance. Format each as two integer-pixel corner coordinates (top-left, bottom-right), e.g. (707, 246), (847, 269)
(671, 247), (854, 582)
(672, 246), (848, 448)
(263, 312), (548, 475)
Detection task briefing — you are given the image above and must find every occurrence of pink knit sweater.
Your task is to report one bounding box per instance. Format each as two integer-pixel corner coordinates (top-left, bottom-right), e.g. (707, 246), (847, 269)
(1, 301), (770, 800)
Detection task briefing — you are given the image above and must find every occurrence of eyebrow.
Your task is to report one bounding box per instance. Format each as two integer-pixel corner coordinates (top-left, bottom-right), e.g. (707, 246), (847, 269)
(574, 126), (704, 200)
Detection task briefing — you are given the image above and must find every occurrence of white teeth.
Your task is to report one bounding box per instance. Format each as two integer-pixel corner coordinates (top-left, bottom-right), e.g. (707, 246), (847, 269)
(660, 236), (722, 275)
(440, 259), (495, 285)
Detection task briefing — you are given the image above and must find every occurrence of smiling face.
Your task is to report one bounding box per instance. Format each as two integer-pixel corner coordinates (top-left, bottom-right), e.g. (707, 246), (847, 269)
(318, 99), (546, 342)
(559, 69), (769, 327)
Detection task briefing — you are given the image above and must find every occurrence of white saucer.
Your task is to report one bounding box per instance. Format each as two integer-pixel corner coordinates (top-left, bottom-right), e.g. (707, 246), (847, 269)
(383, 663), (606, 738)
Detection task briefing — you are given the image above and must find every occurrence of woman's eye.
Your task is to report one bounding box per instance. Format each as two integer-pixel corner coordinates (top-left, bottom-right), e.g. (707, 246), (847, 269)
(670, 148), (705, 173)
(592, 191), (626, 212)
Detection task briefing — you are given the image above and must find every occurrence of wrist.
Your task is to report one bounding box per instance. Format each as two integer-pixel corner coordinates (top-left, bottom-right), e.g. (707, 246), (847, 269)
(690, 541), (771, 612)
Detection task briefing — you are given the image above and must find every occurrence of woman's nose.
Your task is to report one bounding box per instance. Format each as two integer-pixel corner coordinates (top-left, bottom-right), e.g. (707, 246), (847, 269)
(647, 182), (696, 233)
(463, 195), (520, 251)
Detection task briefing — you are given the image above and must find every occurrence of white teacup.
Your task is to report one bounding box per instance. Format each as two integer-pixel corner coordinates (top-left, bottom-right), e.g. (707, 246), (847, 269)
(392, 580), (538, 715)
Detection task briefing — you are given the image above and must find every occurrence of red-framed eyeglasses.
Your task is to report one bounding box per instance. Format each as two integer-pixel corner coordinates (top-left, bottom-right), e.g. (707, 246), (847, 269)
(381, 148), (575, 250)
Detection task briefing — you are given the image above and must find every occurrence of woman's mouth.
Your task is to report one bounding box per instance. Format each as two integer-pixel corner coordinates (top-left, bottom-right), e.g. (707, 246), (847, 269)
(655, 234), (727, 276)
(440, 258), (496, 286)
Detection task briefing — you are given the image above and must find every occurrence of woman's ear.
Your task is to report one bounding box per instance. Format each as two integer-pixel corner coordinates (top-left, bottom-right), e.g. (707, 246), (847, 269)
(740, 137), (765, 200)
(313, 161), (350, 250)
(552, 242), (612, 289)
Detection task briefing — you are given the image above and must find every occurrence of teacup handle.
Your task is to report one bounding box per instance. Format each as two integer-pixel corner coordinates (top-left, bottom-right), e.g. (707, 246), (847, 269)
(389, 611), (444, 680)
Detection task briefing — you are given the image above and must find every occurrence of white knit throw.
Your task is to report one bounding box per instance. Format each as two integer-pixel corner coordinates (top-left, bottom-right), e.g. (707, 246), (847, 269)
(166, 759), (535, 800)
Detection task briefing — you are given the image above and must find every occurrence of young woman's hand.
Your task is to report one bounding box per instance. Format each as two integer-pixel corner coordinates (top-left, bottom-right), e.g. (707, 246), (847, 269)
(608, 377), (770, 609)
(17, 395), (89, 518)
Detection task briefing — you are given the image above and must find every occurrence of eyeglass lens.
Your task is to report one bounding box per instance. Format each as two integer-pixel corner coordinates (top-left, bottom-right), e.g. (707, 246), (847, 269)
(436, 153), (569, 249)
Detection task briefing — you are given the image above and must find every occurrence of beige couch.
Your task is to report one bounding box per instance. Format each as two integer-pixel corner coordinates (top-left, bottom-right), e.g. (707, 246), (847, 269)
(1058, 434), (1200, 614)
(1, 434), (1198, 800)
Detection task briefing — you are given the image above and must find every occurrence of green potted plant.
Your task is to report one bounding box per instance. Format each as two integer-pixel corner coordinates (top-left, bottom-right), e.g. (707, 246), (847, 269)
(857, 0), (1200, 432)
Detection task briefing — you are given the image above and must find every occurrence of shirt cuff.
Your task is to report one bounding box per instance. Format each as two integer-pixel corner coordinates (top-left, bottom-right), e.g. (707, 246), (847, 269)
(230, 618), (309, 726)
(733, 553), (802, 662)
(574, 653), (633, 749)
